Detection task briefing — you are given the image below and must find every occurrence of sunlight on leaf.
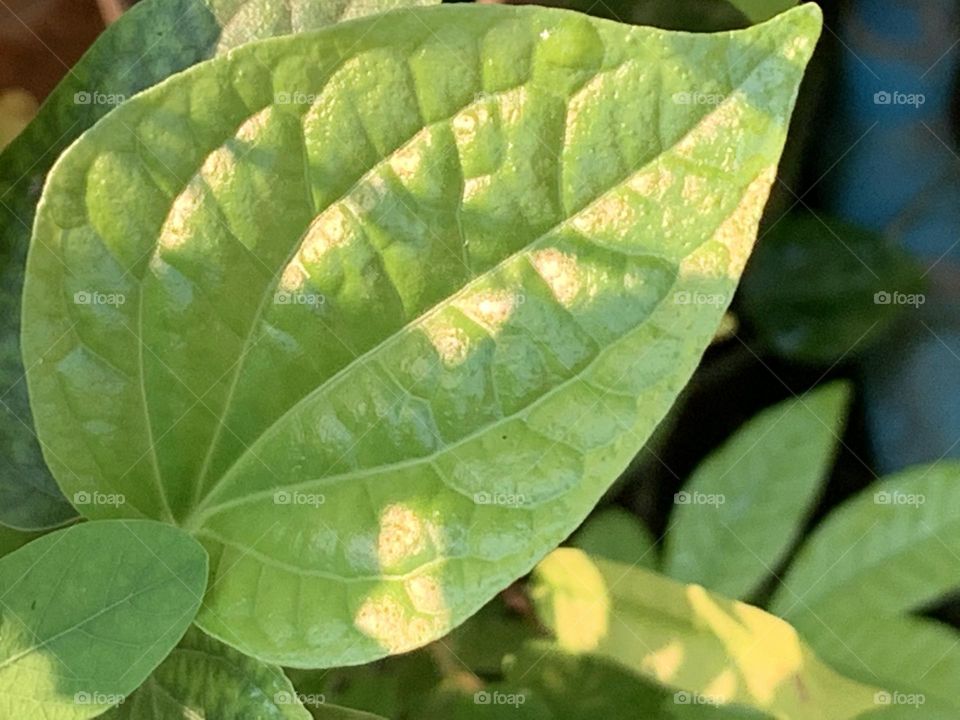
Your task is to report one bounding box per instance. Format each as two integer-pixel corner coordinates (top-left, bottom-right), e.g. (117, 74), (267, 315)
(0, 0), (440, 532)
(531, 548), (879, 720)
(23, 4), (821, 667)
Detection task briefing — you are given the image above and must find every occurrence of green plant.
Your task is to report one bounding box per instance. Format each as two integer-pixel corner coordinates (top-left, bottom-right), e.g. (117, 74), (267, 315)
(11, 0), (928, 720)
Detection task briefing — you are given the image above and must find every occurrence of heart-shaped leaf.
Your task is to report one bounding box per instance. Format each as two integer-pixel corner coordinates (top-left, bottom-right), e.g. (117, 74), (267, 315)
(0, 520), (207, 719)
(0, 0), (438, 532)
(23, 4), (821, 666)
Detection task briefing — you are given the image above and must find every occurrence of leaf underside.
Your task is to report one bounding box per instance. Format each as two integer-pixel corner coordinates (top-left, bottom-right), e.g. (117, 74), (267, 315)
(23, 5), (820, 666)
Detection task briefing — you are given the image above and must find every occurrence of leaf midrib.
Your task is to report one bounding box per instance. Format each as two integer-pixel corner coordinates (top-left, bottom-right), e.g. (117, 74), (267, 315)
(183, 48), (779, 528)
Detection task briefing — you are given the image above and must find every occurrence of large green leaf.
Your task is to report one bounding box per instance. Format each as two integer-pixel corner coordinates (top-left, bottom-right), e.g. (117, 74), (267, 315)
(663, 382), (849, 599)
(530, 549), (878, 720)
(23, 4), (821, 666)
(771, 462), (960, 620)
(0, 520), (207, 719)
(0, 0), (438, 532)
(100, 627), (311, 719)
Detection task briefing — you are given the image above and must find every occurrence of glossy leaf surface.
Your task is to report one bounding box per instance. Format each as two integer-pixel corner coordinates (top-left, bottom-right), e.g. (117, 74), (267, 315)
(0, 0), (437, 531)
(24, 4), (820, 666)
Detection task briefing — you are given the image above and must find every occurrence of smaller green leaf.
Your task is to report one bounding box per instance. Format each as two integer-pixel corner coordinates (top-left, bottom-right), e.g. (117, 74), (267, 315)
(570, 507), (658, 568)
(0, 520), (207, 719)
(740, 213), (924, 364)
(100, 627), (310, 719)
(664, 382), (849, 599)
(531, 548), (879, 720)
(728, 0), (799, 24)
(771, 461), (960, 624)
